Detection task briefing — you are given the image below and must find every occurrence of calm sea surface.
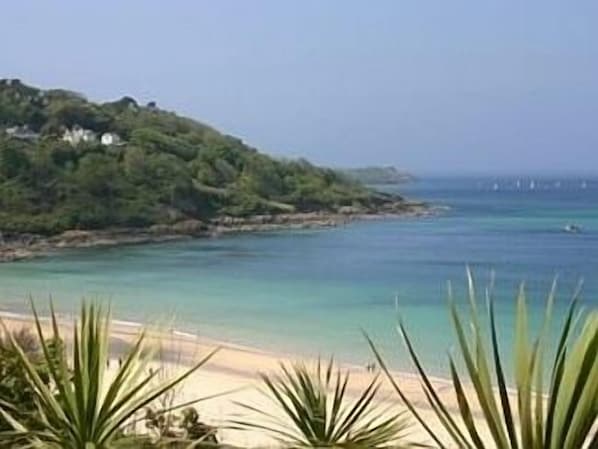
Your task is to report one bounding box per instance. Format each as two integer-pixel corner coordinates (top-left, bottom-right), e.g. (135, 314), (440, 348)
(1, 177), (597, 373)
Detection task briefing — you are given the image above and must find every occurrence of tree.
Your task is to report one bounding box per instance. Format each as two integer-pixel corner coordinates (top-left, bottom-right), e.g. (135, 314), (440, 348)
(0, 141), (30, 180)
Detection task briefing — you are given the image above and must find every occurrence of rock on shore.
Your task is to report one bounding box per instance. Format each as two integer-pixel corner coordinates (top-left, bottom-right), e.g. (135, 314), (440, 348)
(0, 202), (433, 262)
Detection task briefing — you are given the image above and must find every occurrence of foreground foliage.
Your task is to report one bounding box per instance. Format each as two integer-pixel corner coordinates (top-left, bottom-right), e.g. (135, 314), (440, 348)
(369, 273), (598, 449)
(236, 359), (413, 448)
(0, 79), (399, 235)
(0, 327), (65, 447)
(144, 406), (218, 447)
(0, 302), (218, 448)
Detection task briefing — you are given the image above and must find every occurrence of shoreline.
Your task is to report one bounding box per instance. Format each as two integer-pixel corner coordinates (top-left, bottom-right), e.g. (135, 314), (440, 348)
(0, 307), (440, 383)
(0, 307), (489, 447)
(0, 202), (435, 263)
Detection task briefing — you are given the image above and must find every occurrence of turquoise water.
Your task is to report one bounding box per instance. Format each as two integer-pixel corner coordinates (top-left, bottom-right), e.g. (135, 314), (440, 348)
(0, 176), (597, 373)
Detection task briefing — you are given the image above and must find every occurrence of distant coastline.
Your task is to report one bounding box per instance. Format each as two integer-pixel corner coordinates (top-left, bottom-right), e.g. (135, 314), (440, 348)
(340, 166), (415, 185)
(0, 201), (433, 263)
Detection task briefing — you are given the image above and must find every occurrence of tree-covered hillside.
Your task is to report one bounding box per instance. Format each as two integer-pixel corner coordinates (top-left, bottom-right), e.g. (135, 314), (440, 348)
(0, 79), (402, 235)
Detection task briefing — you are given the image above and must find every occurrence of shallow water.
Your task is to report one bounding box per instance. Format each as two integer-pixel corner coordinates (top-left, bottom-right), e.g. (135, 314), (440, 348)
(1, 176), (596, 374)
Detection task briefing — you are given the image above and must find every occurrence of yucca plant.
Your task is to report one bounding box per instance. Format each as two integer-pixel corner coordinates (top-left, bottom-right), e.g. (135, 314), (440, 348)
(235, 359), (414, 448)
(0, 301), (219, 448)
(368, 271), (598, 449)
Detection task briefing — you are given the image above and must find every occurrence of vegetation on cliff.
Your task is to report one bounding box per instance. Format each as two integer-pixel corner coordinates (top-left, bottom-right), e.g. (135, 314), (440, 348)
(0, 79), (402, 235)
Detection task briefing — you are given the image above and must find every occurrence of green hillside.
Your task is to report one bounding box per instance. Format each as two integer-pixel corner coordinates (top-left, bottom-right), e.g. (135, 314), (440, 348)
(0, 79), (402, 235)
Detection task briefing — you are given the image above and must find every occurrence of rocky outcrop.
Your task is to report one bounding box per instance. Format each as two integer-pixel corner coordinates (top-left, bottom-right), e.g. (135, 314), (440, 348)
(209, 213), (344, 236)
(209, 212), (348, 228)
(164, 219), (207, 235)
(0, 201), (435, 262)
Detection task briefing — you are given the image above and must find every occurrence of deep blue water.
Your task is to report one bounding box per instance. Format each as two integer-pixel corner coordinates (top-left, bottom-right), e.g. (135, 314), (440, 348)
(0, 176), (596, 373)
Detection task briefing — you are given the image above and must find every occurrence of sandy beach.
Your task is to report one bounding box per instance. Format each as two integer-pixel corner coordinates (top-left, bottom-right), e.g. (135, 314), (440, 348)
(0, 311), (490, 448)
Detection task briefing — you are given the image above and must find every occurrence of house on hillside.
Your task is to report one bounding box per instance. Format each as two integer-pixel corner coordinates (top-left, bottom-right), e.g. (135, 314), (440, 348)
(62, 126), (96, 145)
(100, 132), (122, 146)
(5, 125), (40, 141)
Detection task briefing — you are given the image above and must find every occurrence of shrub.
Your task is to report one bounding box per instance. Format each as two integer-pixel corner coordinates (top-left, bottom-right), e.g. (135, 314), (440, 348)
(0, 301), (218, 448)
(0, 327), (64, 435)
(368, 271), (598, 449)
(144, 406), (218, 446)
(236, 359), (413, 448)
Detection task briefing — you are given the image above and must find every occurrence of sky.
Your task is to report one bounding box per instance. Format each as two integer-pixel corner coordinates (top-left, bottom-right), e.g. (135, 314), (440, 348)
(1, 1), (597, 175)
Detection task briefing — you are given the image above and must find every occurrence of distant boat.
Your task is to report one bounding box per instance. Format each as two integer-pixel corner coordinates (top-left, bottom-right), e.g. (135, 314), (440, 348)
(564, 223), (582, 234)
(516, 179), (521, 189)
(581, 181), (587, 189)
(530, 180), (536, 190)
(493, 182), (499, 191)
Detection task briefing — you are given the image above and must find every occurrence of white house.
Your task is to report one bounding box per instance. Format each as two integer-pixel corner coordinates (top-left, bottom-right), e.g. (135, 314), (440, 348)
(62, 126), (96, 145)
(5, 125), (40, 141)
(100, 132), (121, 146)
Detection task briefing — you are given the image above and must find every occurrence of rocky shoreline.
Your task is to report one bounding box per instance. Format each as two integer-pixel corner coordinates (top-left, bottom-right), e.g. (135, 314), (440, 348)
(0, 202), (434, 262)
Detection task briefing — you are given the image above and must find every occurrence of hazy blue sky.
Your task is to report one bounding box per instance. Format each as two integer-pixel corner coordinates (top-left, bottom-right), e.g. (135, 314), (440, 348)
(2, 1), (597, 174)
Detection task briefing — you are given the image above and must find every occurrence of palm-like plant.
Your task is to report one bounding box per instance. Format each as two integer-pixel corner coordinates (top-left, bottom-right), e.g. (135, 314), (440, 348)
(368, 272), (598, 449)
(0, 301), (218, 448)
(236, 359), (413, 448)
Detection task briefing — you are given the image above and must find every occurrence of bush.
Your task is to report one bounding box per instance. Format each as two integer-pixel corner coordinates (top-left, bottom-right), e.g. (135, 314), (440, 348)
(236, 359), (412, 448)
(0, 301), (218, 448)
(368, 271), (598, 449)
(0, 327), (65, 447)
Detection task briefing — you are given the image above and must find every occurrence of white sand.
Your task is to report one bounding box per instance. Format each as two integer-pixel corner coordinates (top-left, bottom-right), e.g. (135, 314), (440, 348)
(1, 313), (494, 448)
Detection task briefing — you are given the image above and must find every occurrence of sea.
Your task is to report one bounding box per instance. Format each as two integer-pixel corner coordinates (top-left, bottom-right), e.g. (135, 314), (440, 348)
(1, 176), (597, 375)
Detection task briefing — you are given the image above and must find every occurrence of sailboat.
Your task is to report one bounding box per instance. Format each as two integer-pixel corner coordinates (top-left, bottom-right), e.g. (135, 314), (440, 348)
(530, 180), (536, 190)
(516, 179), (521, 189)
(493, 182), (499, 191)
(581, 180), (587, 189)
